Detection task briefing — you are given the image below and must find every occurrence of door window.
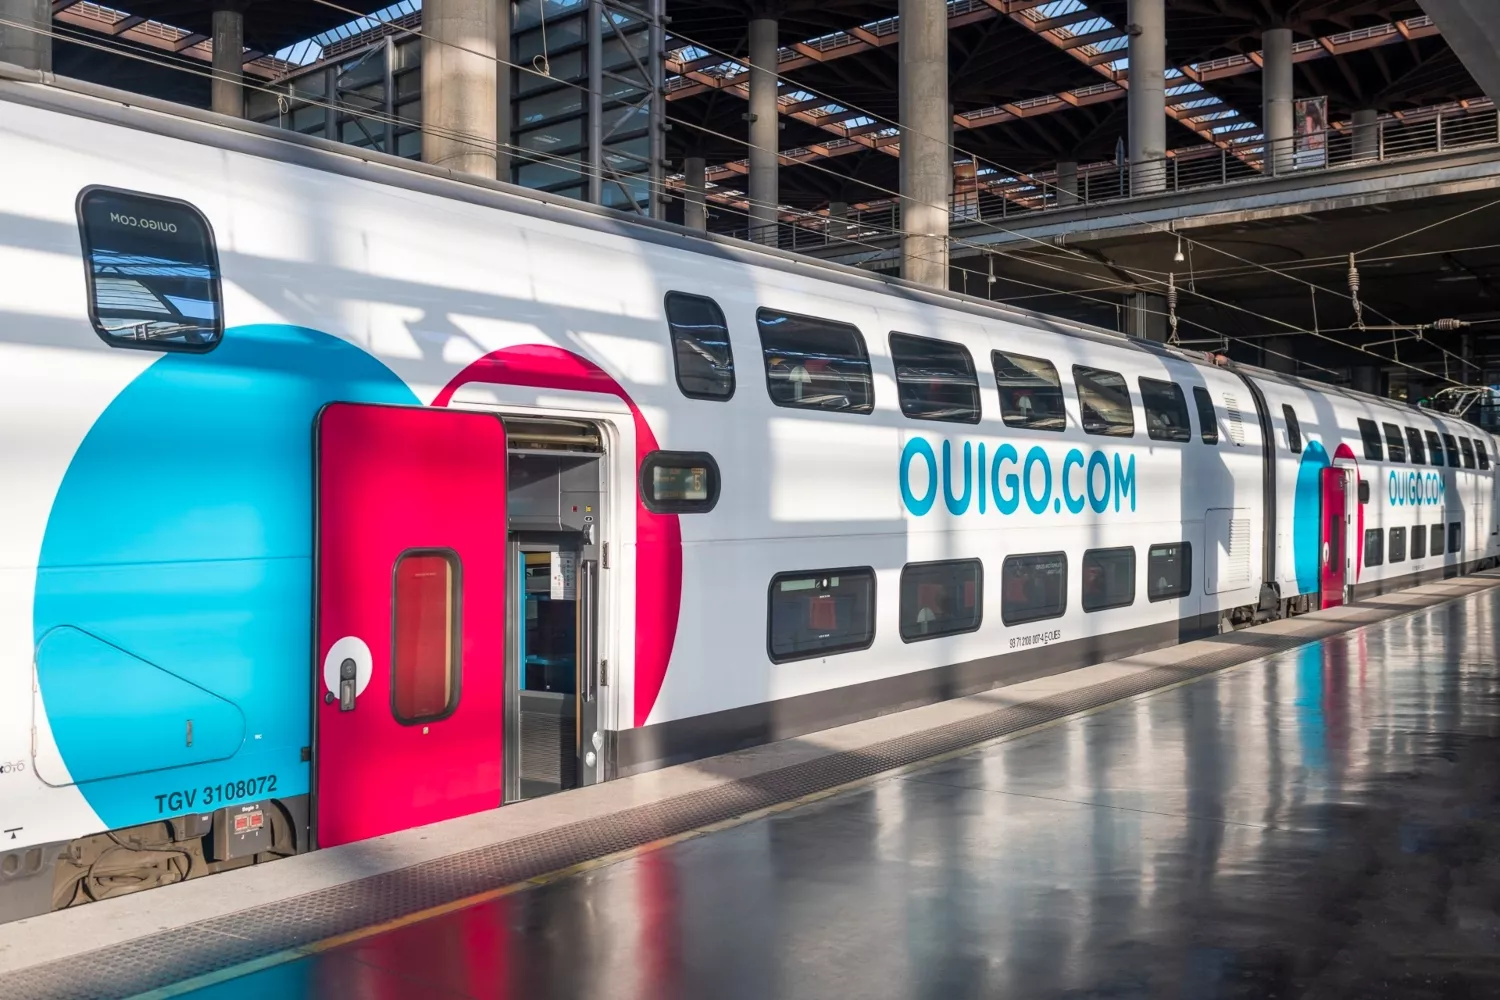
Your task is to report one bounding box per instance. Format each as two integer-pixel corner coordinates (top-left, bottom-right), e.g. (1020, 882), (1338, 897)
(392, 550), (461, 723)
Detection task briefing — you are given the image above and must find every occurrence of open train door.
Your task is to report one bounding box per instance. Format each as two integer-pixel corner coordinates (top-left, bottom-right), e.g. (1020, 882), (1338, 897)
(1319, 465), (1350, 608)
(314, 403), (508, 849)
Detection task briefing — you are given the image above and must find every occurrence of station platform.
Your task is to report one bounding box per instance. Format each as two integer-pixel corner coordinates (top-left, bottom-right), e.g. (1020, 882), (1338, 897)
(3, 573), (1499, 1000)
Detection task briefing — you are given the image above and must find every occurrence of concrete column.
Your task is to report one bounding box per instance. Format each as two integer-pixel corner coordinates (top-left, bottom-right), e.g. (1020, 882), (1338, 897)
(1261, 28), (1294, 176)
(211, 8), (244, 117)
(1351, 108), (1379, 161)
(899, 0), (950, 288)
(0, 0), (49, 71)
(1124, 291), (1167, 341)
(828, 199), (856, 242)
(1262, 335), (1296, 373)
(1127, 0), (1167, 194)
(683, 156), (707, 232)
(422, 0), (498, 178)
(497, 0), (511, 179)
(747, 17), (779, 243)
(1056, 160), (1079, 206)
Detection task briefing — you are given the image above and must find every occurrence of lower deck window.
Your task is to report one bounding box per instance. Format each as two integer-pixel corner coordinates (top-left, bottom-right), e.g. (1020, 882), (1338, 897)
(899, 559), (982, 641)
(1364, 529), (1384, 567)
(1411, 524), (1427, 559)
(1000, 553), (1067, 626)
(1081, 547), (1135, 612)
(1388, 526), (1406, 563)
(1147, 542), (1192, 601)
(768, 568), (875, 662)
(1431, 523), (1445, 556)
(1449, 521), (1463, 555)
(640, 450), (720, 513)
(392, 550), (460, 724)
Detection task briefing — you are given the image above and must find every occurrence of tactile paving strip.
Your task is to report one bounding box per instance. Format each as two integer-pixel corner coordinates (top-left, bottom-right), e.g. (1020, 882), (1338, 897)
(6, 577), (1497, 1000)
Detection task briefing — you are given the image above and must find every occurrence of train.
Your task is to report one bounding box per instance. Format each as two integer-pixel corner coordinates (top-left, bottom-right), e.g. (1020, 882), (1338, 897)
(0, 66), (1495, 924)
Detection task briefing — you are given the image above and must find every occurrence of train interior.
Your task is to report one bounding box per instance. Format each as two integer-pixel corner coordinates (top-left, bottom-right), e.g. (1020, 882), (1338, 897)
(503, 418), (606, 801)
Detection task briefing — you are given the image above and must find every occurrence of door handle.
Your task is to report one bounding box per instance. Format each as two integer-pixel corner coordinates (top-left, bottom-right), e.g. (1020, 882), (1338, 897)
(579, 560), (597, 702)
(339, 657), (357, 712)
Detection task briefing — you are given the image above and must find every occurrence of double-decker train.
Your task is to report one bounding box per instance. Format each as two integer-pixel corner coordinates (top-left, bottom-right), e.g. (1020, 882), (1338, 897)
(0, 68), (1494, 923)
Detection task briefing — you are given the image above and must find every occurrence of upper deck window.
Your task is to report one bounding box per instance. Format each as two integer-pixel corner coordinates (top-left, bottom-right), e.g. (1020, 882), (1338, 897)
(889, 333), (980, 424)
(1405, 427), (1426, 464)
(1139, 378), (1190, 442)
(77, 187), (222, 352)
(1282, 405), (1303, 454)
(1193, 387), (1218, 444)
(1477, 440), (1491, 470)
(1383, 423), (1406, 463)
(1460, 437), (1476, 469)
(757, 309), (873, 414)
(1357, 419), (1383, 461)
(993, 351), (1065, 431)
(664, 292), (734, 400)
(1443, 433), (1461, 468)
(1426, 430), (1445, 467)
(1074, 366), (1134, 437)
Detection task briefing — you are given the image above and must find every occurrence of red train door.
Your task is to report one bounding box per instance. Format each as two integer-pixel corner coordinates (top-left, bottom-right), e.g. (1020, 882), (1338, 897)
(314, 403), (507, 848)
(1319, 466), (1348, 608)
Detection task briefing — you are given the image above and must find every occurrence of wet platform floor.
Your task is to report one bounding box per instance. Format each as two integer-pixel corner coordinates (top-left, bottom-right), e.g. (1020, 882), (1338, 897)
(183, 589), (1500, 1000)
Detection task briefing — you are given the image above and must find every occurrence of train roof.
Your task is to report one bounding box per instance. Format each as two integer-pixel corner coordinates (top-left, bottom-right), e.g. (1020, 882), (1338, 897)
(0, 60), (1488, 440)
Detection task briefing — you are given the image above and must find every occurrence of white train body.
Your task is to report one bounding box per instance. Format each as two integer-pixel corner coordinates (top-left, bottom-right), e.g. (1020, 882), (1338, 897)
(0, 73), (1494, 920)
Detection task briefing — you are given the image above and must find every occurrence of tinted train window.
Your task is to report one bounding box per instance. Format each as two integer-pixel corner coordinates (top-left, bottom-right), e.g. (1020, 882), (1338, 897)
(1282, 405), (1303, 453)
(1074, 366), (1134, 437)
(1363, 529), (1384, 567)
(899, 559), (982, 641)
(1357, 419), (1383, 461)
(1000, 553), (1067, 626)
(1411, 523), (1426, 559)
(1388, 526), (1406, 563)
(889, 333), (980, 424)
(1478, 440), (1491, 470)
(1431, 523), (1445, 556)
(1383, 423), (1406, 463)
(768, 568), (875, 662)
(1193, 387), (1218, 444)
(77, 187), (222, 351)
(639, 451), (720, 513)
(1139, 378), (1190, 442)
(1460, 438), (1476, 469)
(1449, 521), (1463, 554)
(1081, 547), (1135, 612)
(757, 309), (873, 413)
(1443, 433), (1461, 468)
(664, 292), (734, 400)
(1147, 542), (1192, 601)
(1425, 430), (1445, 466)
(1405, 427), (1426, 465)
(392, 550), (461, 724)
(993, 351), (1065, 431)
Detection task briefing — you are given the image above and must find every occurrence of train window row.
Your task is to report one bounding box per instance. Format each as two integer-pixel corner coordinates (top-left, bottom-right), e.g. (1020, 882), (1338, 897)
(1357, 417), (1489, 470)
(767, 544), (1193, 662)
(1365, 522), (1462, 567)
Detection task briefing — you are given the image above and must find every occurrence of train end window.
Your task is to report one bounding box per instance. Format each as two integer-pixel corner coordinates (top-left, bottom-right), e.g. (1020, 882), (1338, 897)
(77, 187), (222, 352)
(1382, 423), (1406, 463)
(1000, 553), (1067, 626)
(768, 568), (876, 662)
(1388, 526), (1406, 563)
(1430, 523), (1445, 556)
(1282, 405), (1303, 454)
(664, 292), (734, 400)
(640, 451), (720, 513)
(1074, 366), (1134, 437)
(1460, 437), (1476, 469)
(1449, 521), (1463, 554)
(1477, 440), (1491, 470)
(899, 559), (983, 641)
(1147, 542), (1192, 601)
(1081, 547), (1135, 612)
(1357, 418), (1383, 461)
(392, 549), (461, 725)
(757, 309), (873, 414)
(993, 351), (1065, 431)
(1425, 430), (1445, 467)
(1192, 386), (1218, 444)
(1443, 432), (1461, 468)
(1363, 528), (1384, 567)
(1139, 378), (1191, 442)
(1405, 427), (1427, 465)
(1411, 523), (1427, 559)
(889, 332), (981, 424)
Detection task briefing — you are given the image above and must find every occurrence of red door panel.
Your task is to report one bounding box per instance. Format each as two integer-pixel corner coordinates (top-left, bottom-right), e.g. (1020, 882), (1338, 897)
(1320, 466), (1347, 609)
(315, 403), (507, 848)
